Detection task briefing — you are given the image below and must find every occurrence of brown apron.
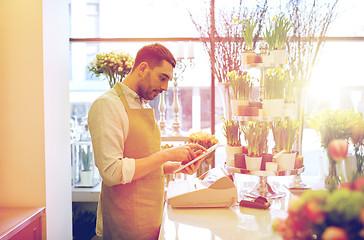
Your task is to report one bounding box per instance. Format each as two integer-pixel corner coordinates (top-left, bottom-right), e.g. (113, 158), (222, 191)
(100, 83), (163, 240)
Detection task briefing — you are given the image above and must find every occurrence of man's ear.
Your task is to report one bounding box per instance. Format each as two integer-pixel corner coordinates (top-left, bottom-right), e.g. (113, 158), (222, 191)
(138, 62), (148, 76)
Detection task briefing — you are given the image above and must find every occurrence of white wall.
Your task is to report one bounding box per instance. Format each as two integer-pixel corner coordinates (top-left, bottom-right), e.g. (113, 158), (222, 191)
(43, 0), (73, 239)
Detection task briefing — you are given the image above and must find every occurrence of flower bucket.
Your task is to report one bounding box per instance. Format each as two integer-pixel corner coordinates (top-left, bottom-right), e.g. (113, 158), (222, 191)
(276, 152), (296, 171)
(271, 49), (286, 65)
(231, 99), (249, 116)
(225, 146), (242, 167)
(245, 155), (262, 170)
(283, 102), (298, 117)
(262, 99), (284, 117)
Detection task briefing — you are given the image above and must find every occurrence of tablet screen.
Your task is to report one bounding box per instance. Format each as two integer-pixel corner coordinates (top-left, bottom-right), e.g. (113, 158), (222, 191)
(173, 144), (219, 173)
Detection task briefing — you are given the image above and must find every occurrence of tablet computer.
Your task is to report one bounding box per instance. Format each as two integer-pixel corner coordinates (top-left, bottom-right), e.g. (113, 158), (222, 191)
(173, 143), (219, 173)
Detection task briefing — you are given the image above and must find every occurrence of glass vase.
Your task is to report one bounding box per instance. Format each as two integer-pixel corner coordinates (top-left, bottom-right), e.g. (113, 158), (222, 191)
(325, 152), (340, 192)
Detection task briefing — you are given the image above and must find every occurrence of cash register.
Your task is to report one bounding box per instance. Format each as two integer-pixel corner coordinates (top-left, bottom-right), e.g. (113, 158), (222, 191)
(167, 167), (238, 208)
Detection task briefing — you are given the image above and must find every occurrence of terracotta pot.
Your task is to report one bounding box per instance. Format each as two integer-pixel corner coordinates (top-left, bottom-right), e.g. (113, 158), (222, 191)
(234, 153), (246, 169)
(232, 99), (249, 116)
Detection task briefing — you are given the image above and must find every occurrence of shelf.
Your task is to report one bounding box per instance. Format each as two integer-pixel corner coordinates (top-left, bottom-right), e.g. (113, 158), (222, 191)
(232, 115), (280, 122)
(225, 165), (305, 177)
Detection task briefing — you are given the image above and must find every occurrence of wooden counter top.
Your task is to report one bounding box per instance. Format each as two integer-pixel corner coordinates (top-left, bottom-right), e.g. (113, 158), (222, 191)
(0, 207), (45, 240)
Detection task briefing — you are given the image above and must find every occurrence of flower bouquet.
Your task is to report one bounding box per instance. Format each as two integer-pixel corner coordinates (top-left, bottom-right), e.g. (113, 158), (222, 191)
(350, 117), (364, 179)
(307, 109), (360, 191)
(88, 50), (135, 88)
(273, 176), (364, 240)
(188, 131), (219, 176)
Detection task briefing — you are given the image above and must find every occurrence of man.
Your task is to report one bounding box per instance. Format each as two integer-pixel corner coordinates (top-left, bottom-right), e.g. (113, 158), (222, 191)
(88, 43), (206, 240)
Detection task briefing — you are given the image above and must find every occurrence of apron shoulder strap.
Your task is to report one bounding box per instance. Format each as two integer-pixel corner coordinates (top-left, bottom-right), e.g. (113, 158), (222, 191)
(113, 83), (131, 112)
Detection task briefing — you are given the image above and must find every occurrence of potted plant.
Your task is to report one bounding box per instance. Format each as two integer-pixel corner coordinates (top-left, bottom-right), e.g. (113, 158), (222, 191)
(262, 19), (275, 66)
(234, 18), (259, 65)
(271, 14), (292, 65)
(88, 50), (135, 88)
(222, 118), (242, 167)
(241, 122), (270, 170)
(282, 74), (298, 117)
(307, 109), (360, 191)
(227, 70), (255, 116)
(262, 67), (287, 117)
(272, 119), (301, 170)
(79, 145), (93, 186)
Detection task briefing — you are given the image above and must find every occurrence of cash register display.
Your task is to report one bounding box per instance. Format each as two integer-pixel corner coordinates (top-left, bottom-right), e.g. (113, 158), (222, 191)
(200, 167), (229, 187)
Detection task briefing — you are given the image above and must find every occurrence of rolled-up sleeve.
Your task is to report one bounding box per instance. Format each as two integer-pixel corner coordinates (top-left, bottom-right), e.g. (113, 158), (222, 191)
(88, 93), (135, 186)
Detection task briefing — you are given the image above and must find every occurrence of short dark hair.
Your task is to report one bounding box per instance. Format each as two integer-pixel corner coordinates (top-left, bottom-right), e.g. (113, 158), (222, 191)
(132, 43), (176, 71)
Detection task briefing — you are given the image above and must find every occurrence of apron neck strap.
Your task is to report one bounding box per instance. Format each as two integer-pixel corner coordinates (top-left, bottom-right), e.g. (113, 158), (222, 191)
(113, 83), (131, 111)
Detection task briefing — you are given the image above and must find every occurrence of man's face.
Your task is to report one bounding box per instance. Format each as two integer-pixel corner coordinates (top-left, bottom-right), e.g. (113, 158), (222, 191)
(139, 60), (174, 100)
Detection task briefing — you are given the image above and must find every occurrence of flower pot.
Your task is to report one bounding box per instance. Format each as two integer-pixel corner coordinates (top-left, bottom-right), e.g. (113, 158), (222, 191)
(242, 52), (257, 65)
(261, 153), (273, 170)
(80, 170), (93, 185)
(238, 105), (249, 116)
(245, 155), (262, 170)
(276, 152), (296, 171)
(283, 103), (298, 117)
(262, 99), (284, 117)
(271, 49), (286, 65)
(262, 54), (274, 66)
(234, 153), (246, 169)
(231, 99), (249, 116)
(225, 146), (242, 167)
(266, 162), (278, 171)
(247, 106), (259, 116)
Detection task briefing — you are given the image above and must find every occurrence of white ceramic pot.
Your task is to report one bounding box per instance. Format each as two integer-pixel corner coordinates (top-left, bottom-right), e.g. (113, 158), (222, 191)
(266, 162), (278, 171)
(262, 54), (274, 67)
(262, 99), (284, 117)
(231, 99), (249, 116)
(276, 152), (296, 171)
(271, 49), (286, 65)
(80, 170), (93, 185)
(225, 146), (242, 167)
(283, 103), (298, 117)
(245, 156), (262, 170)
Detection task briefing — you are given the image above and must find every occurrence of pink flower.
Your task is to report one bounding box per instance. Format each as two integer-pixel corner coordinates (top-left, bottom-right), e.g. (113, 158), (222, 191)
(328, 139), (348, 162)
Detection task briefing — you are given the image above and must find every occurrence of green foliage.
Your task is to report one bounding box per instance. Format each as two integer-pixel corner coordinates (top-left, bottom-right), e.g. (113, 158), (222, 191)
(80, 146), (92, 171)
(88, 50), (135, 88)
(272, 119), (301, 152)
(306, 109), (361, 149)
(242, 122), (270, 156)
(222, 118), (241, 147)
(325, 189), (364, 224)
(234, 18), (257, 51)
(226, 70), (256, 100)
(265, 67), (287, 99)
(262, 14), (292, 51)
